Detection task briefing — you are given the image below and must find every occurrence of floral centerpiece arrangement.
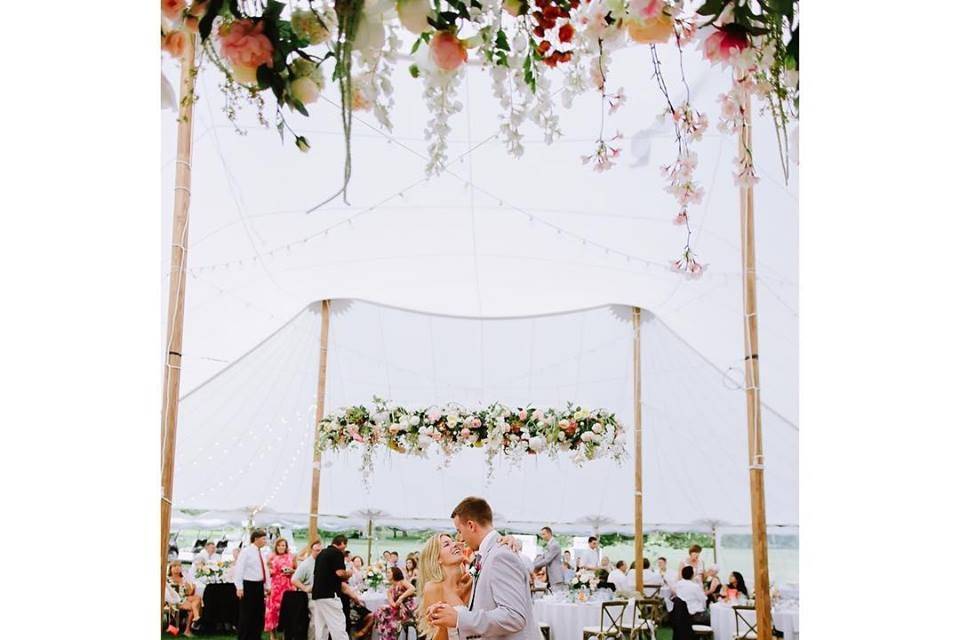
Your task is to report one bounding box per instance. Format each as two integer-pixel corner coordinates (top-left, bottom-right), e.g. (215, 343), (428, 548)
(568, 569), (599, 600)
(194, 560), (228, 584)
(316, 397), (626, 482)
(160, 0), (798, 271)
(365, 565), (388, 590)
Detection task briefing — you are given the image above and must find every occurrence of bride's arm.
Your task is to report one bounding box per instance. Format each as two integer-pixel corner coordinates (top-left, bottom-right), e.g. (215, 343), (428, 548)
(421, 582), (448, 640)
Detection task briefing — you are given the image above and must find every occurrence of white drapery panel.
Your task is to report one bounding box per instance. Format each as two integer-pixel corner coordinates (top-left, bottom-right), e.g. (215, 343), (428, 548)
(172, 301), (797, 529)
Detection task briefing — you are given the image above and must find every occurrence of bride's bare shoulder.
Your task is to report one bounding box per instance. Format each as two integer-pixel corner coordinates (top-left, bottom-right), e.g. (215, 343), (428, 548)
(422, 580), (443, 602)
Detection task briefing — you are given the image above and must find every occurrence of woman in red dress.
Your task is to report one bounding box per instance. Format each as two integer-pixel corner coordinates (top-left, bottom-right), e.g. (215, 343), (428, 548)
(265, 538), (297, 640)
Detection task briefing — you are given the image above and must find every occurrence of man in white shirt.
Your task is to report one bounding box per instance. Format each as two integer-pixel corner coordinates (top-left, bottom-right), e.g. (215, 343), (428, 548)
(608, 560), (629, 592)
(641, 558), (666, 597)
(577, 537), (601, 570)
(234, 529), (271, 640)
(292, 540), (324, 640)
(672, 565), (709, 624)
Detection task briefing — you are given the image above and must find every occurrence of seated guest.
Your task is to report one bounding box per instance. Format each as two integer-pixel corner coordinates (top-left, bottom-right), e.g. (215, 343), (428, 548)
(595, 569), (617, 592)
(703, 565), (722, 603)
(599, 556), (611, 572)
(656, 557), (669, 579)
(722, 571), (749, 603)
(372, 567), (416, 640)
(348, 556), (366, 590)
(562, 551), (576, 583)
(341, 576), (374, 639)
(642, 558), (666, 597)
(404, 557), (419, 585)
(625, 561), (636, 588)
(673, 565), (708, 625)
(389, 551), (401, 568)
(167, 561), (201, 637)
(678, 544), (705, 583)
(222, 548), (241, 582)
(196, 541), (218, 565)
(608, 560), (628, 592)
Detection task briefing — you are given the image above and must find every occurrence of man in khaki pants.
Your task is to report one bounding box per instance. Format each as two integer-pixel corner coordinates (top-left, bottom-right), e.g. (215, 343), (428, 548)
(311, 535), (352, 640)
(292, 540), (324, 640)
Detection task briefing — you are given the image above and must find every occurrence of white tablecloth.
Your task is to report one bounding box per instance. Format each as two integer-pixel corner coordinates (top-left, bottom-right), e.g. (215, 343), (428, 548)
(534, 597), (643, 640)
(361, 590), (389, 611)
(709, 602), (799, 640)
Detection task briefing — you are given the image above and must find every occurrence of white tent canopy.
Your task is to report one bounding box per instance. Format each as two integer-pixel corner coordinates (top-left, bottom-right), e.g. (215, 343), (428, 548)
(162, 33), (798, 534)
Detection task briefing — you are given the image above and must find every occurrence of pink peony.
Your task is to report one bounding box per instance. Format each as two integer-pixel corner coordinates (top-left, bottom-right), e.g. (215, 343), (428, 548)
(219, 19), (274, 84)
(430, 31), (467, 71)
(701, 26), (750, 66)
(162, 30), (189, 58)
(628, 0), (664, 19)
(162, 0), (186, 21)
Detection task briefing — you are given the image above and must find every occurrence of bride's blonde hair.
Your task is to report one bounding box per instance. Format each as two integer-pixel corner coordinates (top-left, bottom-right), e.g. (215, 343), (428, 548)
(416, 533), (451, 640)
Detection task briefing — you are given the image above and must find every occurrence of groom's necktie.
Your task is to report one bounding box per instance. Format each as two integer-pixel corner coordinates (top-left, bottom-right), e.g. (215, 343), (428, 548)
(468, 553), (482, 610)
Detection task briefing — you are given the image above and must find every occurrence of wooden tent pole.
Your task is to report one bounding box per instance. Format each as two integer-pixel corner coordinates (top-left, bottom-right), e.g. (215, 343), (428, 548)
(632, 307), (643, 591)
(737, 82), (772, 639)
(367, 519), (373, 566)
(160, 34), (198, 612)
(308, 300), (331, 543)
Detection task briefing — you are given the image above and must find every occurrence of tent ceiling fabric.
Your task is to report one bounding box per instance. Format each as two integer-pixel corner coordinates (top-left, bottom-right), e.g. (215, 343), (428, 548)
(162, 37), (798, 532)
(172, 302), (798, 529)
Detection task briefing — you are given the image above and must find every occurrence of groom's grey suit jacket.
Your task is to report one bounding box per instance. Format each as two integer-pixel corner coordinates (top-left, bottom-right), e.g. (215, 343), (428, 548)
(457, 533), (541, 640)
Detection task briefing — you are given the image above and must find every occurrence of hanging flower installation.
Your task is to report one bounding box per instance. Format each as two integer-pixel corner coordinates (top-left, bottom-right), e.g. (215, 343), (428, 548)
(161, 0), (798, 269)
(315, 397), (627, 482)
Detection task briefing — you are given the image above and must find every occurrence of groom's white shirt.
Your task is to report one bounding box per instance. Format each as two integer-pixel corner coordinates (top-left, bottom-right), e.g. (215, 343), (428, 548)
(455, 530), (539, 640)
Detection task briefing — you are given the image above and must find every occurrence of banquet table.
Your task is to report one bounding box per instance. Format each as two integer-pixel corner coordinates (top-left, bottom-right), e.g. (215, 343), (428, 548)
(708, 602), (799, 640)
(360, 589), (388, 612)
(534, 596), (639, 640)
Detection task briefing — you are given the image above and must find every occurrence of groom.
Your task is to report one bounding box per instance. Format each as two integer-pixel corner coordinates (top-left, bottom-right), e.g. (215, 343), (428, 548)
(428, 496), (540, 640)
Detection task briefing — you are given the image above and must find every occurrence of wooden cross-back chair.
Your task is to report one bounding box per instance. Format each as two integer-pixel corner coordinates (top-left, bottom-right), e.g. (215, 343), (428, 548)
(621, 598), (660, 640)
(582, 600), (628, 640)
(733, 605), (759, 640)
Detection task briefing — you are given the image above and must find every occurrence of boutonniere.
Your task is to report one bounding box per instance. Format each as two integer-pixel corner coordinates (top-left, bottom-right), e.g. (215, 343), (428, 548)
(468, 557), (482, 578)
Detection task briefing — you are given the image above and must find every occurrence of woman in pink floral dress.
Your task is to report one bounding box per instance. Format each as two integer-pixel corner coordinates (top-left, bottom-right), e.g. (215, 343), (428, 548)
(373, 567), (417, 640)
(265, 538), (297, 640)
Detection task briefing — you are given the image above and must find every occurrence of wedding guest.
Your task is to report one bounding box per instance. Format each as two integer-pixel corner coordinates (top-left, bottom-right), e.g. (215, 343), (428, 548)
(196, 542), (219, 566)
(372, 566), (416, 640)
(595, 569), (617, 592)
(678, 544), (705, 582)
(405, 557), (419, 585)
(656, 557), (669, 579)
(266, 538), (297, 640)
(235, 529), (271, 640)
(673, 565), (708, 624)
(562, 551), (576, 582)
(382, 551), (392, 566)
(311, 535), (353, 640)
(222, 547), (241, 583)
(533, 526), (565, 587)
(608, 560), (628, 592)
(389, 551), (401, 568)
(341, 579), (373, 639)
(578, 537), (600, 570)
(642, 558), (662, 587)
(703, 565), (722, 603)
(167, 561), (201, 637)
(625, 561), (636, 588)
(599, 556), (611, 572)
(722, 571), (749, 602)
(292, 541), (324, 640)
(348, 556), (366, 590)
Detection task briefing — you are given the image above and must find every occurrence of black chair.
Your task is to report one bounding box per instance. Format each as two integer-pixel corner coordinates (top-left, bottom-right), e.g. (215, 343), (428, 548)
(278, 591), (310, 640)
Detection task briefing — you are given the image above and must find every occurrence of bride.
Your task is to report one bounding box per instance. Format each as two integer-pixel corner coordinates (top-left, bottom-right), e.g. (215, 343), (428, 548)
(417, 533), (473, 640)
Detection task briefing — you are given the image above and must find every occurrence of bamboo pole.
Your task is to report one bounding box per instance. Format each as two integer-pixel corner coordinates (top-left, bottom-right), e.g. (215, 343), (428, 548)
(308, 300), (331, 543)
(632, 307), (643, 591)
(737, 84), (772, 639)
(160, 34), (198, 611)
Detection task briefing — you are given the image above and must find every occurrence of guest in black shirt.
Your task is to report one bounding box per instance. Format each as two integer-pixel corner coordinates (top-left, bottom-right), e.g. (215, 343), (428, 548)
(311, 535), (353, 640)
